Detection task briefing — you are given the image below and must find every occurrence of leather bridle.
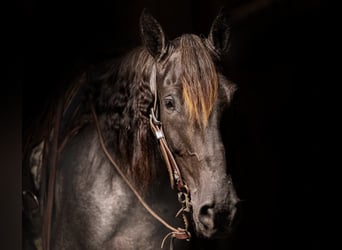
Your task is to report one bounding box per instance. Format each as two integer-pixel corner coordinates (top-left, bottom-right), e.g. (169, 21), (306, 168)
(33, 63), (192, 250)
(92, 63), (192, 248)
(149, 108), (191, 209)
(148, 64), (191, 203)
(91, 104), (192, 248)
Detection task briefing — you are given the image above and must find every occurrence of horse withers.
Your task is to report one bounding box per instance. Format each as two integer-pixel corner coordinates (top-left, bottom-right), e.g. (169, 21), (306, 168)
(24, 8), (240, 250)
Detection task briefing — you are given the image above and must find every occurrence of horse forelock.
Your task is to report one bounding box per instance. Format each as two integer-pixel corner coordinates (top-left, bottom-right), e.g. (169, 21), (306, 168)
(178, 34), (218, 129)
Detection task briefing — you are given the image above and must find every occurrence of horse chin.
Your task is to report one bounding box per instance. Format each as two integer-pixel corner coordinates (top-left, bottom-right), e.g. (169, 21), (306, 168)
(192, 208), (239, 240)
(193, 219), (235, 240)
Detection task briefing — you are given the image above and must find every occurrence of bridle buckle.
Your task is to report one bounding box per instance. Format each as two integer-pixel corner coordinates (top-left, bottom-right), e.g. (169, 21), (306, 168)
(150, 108), (161, 125)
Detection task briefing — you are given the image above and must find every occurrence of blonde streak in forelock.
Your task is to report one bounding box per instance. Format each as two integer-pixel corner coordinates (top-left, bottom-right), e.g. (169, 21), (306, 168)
(182, 77), (197, 126)
(180, 35), (218, 130)
(201, 74), (218, 128)
(182, 77), (217, 129)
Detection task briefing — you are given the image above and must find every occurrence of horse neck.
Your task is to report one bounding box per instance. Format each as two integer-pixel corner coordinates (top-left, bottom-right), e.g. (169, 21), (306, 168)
(97, 112), (172, 193)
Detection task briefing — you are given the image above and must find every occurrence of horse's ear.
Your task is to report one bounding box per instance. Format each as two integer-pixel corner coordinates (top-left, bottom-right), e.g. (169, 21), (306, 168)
(208, 8), (231, 55)
(140, 9), (167, 60)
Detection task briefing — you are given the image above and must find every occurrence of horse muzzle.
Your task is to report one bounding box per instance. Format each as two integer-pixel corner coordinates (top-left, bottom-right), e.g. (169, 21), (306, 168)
(193, 198), (239, 239)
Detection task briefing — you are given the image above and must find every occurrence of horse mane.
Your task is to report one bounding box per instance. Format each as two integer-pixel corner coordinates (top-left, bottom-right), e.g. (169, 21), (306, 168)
(95, 47), (155, 191)
(96, 34), (219, 190)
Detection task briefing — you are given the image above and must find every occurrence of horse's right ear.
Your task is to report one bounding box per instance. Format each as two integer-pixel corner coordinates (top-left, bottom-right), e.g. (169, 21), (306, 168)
(208, 8), (231, 56)
(140, 9), (167, 60)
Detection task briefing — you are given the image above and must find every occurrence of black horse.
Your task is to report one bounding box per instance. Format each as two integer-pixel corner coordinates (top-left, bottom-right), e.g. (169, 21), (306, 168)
(23, 9), (240, 250)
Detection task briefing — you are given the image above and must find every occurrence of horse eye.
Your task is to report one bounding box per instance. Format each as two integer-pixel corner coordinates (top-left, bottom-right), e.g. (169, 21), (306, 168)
(164, 97), (175, 110)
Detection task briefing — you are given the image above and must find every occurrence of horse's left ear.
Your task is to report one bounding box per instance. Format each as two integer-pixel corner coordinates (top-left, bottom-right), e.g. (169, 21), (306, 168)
(208, 8), (231, 55)
(140, 9), (167, 60)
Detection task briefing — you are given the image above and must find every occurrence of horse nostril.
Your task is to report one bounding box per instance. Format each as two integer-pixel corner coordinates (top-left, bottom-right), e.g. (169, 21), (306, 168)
(198, 203), (215, 230)
(200, 204), (214, 216)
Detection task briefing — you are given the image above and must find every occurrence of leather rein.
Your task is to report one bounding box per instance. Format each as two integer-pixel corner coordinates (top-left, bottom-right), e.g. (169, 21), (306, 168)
(91, 104), (192, 248)
(91, 63), (192, 247)
(33, 64), (192, 250)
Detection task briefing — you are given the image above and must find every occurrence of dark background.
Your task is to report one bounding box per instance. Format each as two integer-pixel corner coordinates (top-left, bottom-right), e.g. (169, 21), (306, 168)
(16, 0), (322, 249)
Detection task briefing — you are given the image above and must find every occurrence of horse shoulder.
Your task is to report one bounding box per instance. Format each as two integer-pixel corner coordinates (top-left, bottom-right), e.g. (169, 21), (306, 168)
(53, 125), (134, 249)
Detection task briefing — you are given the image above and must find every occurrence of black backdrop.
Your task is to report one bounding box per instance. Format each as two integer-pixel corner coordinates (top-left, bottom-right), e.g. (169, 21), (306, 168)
(19, 0), (322, 249)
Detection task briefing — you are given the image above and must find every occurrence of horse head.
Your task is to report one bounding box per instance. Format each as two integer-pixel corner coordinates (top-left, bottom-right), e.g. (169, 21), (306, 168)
(140, 9), (240, 239)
